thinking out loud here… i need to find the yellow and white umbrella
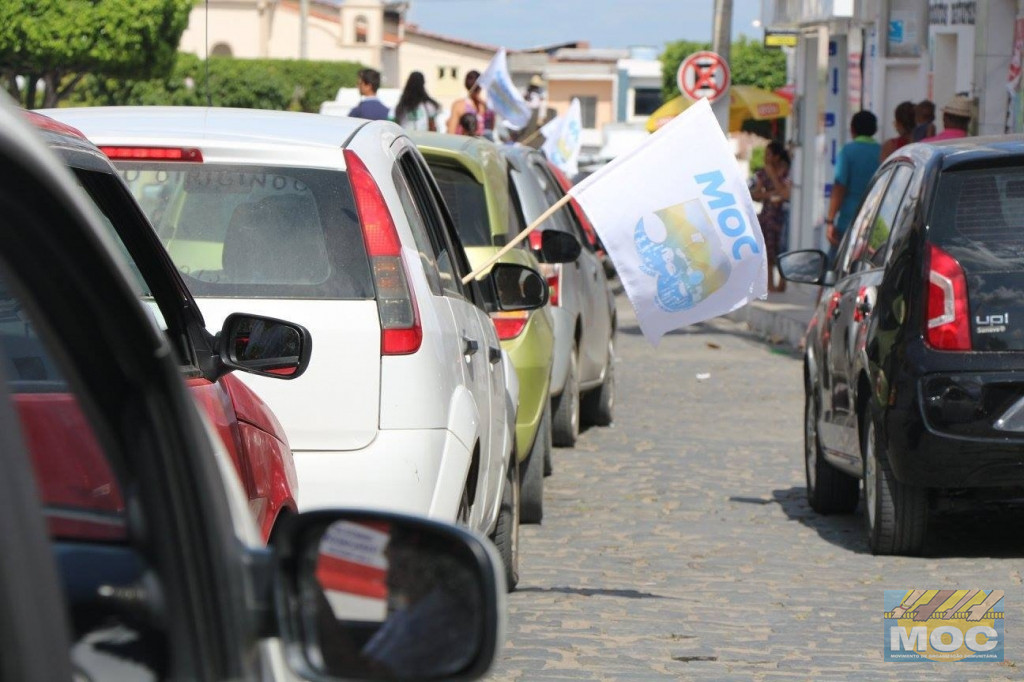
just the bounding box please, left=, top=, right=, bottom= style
left=646, top=85, right=792, bottom=133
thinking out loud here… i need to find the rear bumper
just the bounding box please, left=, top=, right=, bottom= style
left=886, top=372, right=1024, bottom=487
left=292, top=429, right=471, bottom=521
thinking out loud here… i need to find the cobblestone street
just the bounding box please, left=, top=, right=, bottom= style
left=487, top=295, right=1024, bottom=681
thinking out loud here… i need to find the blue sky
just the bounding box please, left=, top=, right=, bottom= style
left=404, top=0, right=764, bottom=51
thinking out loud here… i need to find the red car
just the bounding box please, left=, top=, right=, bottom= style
left=17, top=112, right=308, bottom=542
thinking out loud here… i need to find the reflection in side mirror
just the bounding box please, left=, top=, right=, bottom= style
left=539, top=229, right=581, bottom=264
left=489, top=263, right=548, bottom=311
left=278, top=511, right=502, bottom=682
left=777, top=250, right=828, bottom=285
left=219, top=313, right=312, bottom=379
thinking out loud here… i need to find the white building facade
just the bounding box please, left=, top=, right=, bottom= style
left=762, top=0, right=1021, bottom=252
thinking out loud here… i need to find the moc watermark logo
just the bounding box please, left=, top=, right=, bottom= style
left=884, top=590, right=1004, bottom=662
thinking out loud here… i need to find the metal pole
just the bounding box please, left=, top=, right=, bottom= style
left=300, top=0, right=309, bottom=60
left=711, top=0, right=732, bottom=133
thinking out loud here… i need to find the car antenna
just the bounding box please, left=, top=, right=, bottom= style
left=205, top=0, right=212, bottom=107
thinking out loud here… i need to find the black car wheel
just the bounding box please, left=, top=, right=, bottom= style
left=520, top=403, right=549, bottom=524
left=490, top=455, right=520, bottom=591
left=552, top=342, right=580, bottom=447
left=804, top=390, right=859, bottom=514
left=863, top=418, right=928, bottom=555
left=582, top=337, right=615, bottom=427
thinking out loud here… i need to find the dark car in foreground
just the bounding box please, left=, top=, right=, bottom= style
left=0, top=100, right=502, bottom=680
left=781, top=136, right=1024, bottom=555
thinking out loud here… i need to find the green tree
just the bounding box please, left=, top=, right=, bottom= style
left=661, top=36, right=787, bottom=100
left=0, top=0, right=194, bottom=109
left=68, top=54, right=363, bottom=112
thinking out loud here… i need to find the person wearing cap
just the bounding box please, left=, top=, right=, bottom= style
left=525, top=74, right=545, bottom=109
left=921, top=95, right=971, bottom=142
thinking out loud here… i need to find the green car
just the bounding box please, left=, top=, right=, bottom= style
left=413, top=132, right=562, bottom=524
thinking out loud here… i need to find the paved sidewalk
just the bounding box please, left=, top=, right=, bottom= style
left=725, top=283, right=818, bottom=351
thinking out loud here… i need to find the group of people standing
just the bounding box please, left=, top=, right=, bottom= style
left=346, top=67, right=497, bottom=137
left=755, top=92, right=974, bottom=290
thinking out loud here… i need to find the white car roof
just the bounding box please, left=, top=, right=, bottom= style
left=38, top=106, right=400, bottom=169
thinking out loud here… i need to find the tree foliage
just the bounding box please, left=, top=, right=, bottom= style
left=0, top=0, right=194, bottom=108
left=67, top=53, right=364, bottom=113
left=661, top=36, right=787, bottom=100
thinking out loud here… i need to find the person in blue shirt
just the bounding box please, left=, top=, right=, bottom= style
left=825, top=111, right=881, bottom=265
left=348, top=68, right=390, bottom=121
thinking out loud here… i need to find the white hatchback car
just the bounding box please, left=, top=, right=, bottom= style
left=44, top=106, right=550, bottom=588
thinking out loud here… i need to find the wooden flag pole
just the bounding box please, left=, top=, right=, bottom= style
left=516, top=128, right=543, bottom=147
left=461, top=190, right=575, bottom=284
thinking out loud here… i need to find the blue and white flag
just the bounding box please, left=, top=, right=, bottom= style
left=476, top=48, right=532, bottom=130
left=570, top=98, right=767, bottom=345
left=541, top=98, right=583, bottom=178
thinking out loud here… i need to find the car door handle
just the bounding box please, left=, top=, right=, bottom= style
left=463, top=337, right=479, bottom=356
left=489, top=347, right=502, bottom=364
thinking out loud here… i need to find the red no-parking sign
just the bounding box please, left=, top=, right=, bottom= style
left=677, top=51, right=731, bottom=103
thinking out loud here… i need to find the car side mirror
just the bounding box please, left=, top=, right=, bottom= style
left=778, top=250, right=829, bottom=286
left=487, top=263, right=548, bottom=311
left=273, top=511, right=503, bottom=682
left=217, top=313, right=312, bottom=379
left=539, top=229, right=581, bottom=263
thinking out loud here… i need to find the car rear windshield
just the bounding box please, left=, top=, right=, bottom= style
left=429, top=164, right=491, bottom=247
left=930, top=168, right=1024, bottom=271
left=115, top=163, right=373, bottom=299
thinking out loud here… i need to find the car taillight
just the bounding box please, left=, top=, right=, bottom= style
left=925, top=243, right=970, bottom=351
left=100, top=146, right=203, bottom=162
left=491, top=311, right=530, bottom=340
left=528, top=230, right=544, bottom=251
left=345, top=149, right=422, bottom=355
left=547, top=271, right=560, bottom=307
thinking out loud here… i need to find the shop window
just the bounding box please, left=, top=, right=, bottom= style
left=633, top=88, right=662, bottom=116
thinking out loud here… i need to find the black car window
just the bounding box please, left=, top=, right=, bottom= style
left=850, top=165, right=912, bottom=269
left=930, top=167, right=1024, bottom=270
left=392, top=164, right=445, bottom=296
left=427, top=163, right=492, bottom=247
left=396, top=152, right=463, bottom=297
left=837, top=168, right=892, bottom=275
left=115, top=163, right=373, bottom=300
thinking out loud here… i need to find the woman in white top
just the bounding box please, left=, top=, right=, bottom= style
left=392, top=71, right=440, bottom=132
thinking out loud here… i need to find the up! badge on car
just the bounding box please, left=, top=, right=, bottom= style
left=634, top=199, right=731, bottom=312
left=884, top=589, right=1004, bottom=662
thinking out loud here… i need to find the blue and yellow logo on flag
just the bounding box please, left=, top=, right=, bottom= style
left=883, top=589, right=1004, bottom=662
left=634, top=199, right=732, bottom=312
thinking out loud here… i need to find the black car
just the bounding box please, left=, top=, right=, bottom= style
left=780, top=136, right=1024, bottom=556
left=0, top=100, right=503, bottom=679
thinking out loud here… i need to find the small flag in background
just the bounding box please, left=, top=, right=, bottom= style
left=570, top=98, right=767, bottom=345
left=476, top=48, right=532, bottom=130
left=541, top=98, right=583, bottom=179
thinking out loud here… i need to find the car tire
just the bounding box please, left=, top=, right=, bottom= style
left=582, top=337, right=615, bottom=427
left=863, top=417, right=928, bottom=556
left=490, top=455, right=520, bottom=591
left=804, top=390, right=858, bottom=514
left=552, top=342, right=580, bottom=447
left=520, top=403, right=549, bottom=524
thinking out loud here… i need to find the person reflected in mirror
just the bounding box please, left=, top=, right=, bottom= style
left=825, top=111, right=880, bottom=266
left=750, top=141, right=791, bottom=293
left=360, top=528, right=481, bottom=678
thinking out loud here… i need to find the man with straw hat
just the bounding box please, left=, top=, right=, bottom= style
left=921, top=95, right=972, bottom=142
